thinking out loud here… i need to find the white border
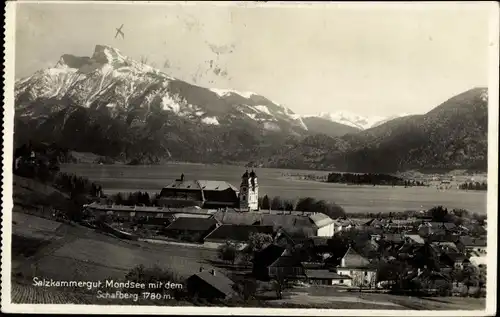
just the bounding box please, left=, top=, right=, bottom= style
left=2, top=1, right=499, bottom=316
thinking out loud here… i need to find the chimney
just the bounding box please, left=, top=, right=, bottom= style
left=211, top=269, right=216, bottom=276
left=180, top=173, right=185, bottom=181
left=199, top=267, right=203, bottom=273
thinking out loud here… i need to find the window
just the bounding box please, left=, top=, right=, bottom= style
left=340, top=280, right=344, bottom=284
left=364, top=271, right=368, bottom=276
left=350, top=271, right=353, bottom=275
left=242, top=195, right=246, bottom=201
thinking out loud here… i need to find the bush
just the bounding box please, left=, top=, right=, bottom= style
left=217, top=241, right=239, bottom=264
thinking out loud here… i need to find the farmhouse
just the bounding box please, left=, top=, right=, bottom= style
left=186, top=269, right=236, bottom=300
left=335, top=246, right=377, bottom=288
left=252, top=244, right=304, bottom=281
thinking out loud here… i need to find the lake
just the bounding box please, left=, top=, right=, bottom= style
left=61, top=163, right=488, bottom=215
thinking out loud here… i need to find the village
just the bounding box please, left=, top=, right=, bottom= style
left=78, top=170, right=488, bottom=302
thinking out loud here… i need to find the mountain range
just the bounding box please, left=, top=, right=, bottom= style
left=14, top=45, right=488, bottom=172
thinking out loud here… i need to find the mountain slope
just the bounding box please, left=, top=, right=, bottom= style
left=301, top=116, right=361, bottom=137
left=14, top=45, right=308, bottom=164
left=258, top=88, right=488, bottom=173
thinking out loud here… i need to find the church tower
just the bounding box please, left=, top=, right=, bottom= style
left=239, top=170, right=259, bottom=211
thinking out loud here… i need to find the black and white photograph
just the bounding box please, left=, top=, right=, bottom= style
left=2, top=1, right=498, bottom=315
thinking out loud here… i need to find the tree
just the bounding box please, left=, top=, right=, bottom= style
left=248, top=232, right=273, bottom=252
left=270, top=196, right=284, bottom=210
left=313, top=200, right=346, bottom=219
left=429, top=206, right=448, bottom=222
left=295, top=197, right=316, bottom=211
left=260, top=195, right=270, bottom=210
left=233, top=278, right=258, bottom=301
left=283, top=199, right=295, bottom=211
left=217, top=241, right=238, bottom=265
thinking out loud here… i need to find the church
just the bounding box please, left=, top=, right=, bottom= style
left=157, top=170, right=259, bottom=211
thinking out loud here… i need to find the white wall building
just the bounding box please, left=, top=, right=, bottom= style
left=239, top=170, right=259, bottom=211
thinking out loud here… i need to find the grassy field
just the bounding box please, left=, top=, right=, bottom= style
left=61, top=163, right=487, bottom=215
left=11, top=212, right=225, bottom=287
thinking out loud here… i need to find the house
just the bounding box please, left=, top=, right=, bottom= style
left=431, top=241, right=459, bottom=254
left=213, top=211, right=336, bottom=238
left=382, top=233, right=404, bottom=244
left=158, top=175, right=240, bottom=209
left=410, top=270, right=451, bottom=295
left=469, top=253, right=487, bottom=268
left=252, top=244, right=304, bottom=281
left=186, top=269, right=236, bottom=300
left=335, top=246, right=377, bottom=288
left=364, top=218, right=384, bottom=229
left=404, top=234, right=425, bottom=245
left=305, top=269, right=352, bottom=287
left=334, top=218, right=358, bottom=232
left=203, top=224, right=274, bottom=249
left=439, top=252, right=467, bottom=269
left=456, top=236, right=487, bottom=254
left=162, top=217, right=219, bottom=242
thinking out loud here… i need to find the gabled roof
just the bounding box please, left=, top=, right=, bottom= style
left=192, top=271, right=235, bottom=297
left=198, top=180, right=239, bottom=192
left=405, top=233, right=426, bottom=244
left=441, top=251, right=466, bottom=263
left=340, top=246, right=371, bottom=269
left=459, top=236, right=487, bottom=247
left=165, top=217, right=218, bottom=231
left=365, top=218, right=384, bottom=227
left=253, top=244, right=286, bottom=267
left=204, top=224, right=273, bottom=242
left=163, top=179, right=238, bottom=192
left=309, top=213, right=335, bottom=228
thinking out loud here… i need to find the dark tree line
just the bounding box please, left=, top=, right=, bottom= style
left=53, top=172, right=103, bottom=198
left=110, top=191, right=159, bottom=206
left=459, top=181, right=487, bottom=191
left=326, top=172, right=426, bottom=187
left=258, top=195, right=346, bottom=219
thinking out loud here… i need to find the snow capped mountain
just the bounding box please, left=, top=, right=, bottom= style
left=15, top=45, right=306, bottom=133
left=302, top=111, right=410, bottom=130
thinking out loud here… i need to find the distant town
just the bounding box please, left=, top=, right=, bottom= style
left=11, top=144, right=487, bottom=307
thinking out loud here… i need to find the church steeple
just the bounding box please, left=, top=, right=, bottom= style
left=239, top=169, right=259, bottom=211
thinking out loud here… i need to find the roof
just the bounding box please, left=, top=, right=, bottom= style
left=459, top=236, right=487, bottom=247
left=405, top=234, right=425, bottom=244
left=309, top=213, right=335, bottom=228
left=442, top=252, right=466, bottom=263
left=253, top=244, right=286, bottom=267
left=383, top=234, right=404, bottom=243
left=431, top=241, right=459, bottom=251
left=213, top=211, right=324, bottom=237
left=165, top=217, right=218, bottom=231
left=204, top=224, right=274, bottom=242
left=340, top=246, right=371, bottom=269
left=365, top=219, right=384, bottom=227
left=305, top=269, right=351, bottom=280
left=270, top=255, right=303, bottom=268
left=163, top=179, right=238, bottom=192
left=192, top=271, right=235, bottom=297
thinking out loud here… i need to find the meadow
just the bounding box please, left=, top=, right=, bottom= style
left=61, top=163, right=487, bottom=215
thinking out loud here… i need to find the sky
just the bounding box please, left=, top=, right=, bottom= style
left=14, top=2, right=493, bottom=117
